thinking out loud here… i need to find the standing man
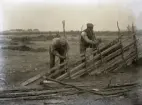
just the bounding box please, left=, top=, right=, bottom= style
left=80, top=23, right=101, bottom=55
left=49, top=37, right=69, bottom=70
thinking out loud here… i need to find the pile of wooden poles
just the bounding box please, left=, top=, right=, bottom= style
left=0, top=80, right=139, bottom=101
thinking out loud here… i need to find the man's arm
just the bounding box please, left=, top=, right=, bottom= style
left=92, top=32, right=102, bottom=44
left=81, top=32, right=98, bottom=45
left=51, top=40, right=65, bottom=59
left=53, top=50, right=65, bottom=59
left=52, top=50, right=62, bottom=58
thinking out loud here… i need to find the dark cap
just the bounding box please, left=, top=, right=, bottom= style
left=87, top=23, right=94, bottom=28
left=60, top=37, right=67, bottom=46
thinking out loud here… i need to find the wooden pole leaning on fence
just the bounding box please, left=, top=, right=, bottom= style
left=62, top=20, right=66, bottom=38
left=79, top=25, right=89, bottom=75
left=132, top=23, right=138, bottom=61
left=90, top=30, right=104, bottom=73
left=117, top=21, right=126, bottom=64
left=21, top=61, right=67, bottom=86
left=127, top=25, right=131, bottom=35
left=90, top=30, right=103, bottom=63
left=62, top=20, right=71, bottom=78
left=56, top=39, right=120, bottom=80
left=80, top=48, right=87, bottom=75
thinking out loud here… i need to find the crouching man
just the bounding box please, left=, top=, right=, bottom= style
left=49, top=37, right=69, bottom=70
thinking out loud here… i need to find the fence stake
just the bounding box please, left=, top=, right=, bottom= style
left=117, top=21, right=126, bottom=64
left=62, top=20, right=66, bottom=38
left=90, top=30, right=103, bottom=64
left=127, top=25, right=131, bottom=35
left=132, top=23, right=138, bottom=61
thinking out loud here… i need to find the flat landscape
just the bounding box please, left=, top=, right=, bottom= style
left=0, top=32, right=139, bottom=86
left=0, top=32, right=116, bottom=86
left=0, top=32, right=141, bottom=105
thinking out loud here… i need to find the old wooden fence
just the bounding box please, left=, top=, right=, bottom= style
left=21, top=24, right=138, bottom=86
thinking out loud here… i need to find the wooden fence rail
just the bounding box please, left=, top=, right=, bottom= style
left=21, top=24, right=138, bottom=86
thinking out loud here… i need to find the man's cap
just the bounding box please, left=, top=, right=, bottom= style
left=60, top=37, right=67, bottom=46
left=87, top=23, right=94, bottom=28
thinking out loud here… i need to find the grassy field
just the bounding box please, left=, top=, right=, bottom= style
left=0, top=32, right=141, bottom=105
left=0, top=32, right=134, bottom=87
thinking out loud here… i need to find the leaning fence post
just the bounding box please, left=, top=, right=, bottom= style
left=65, top=60, right=71, bottom=79
left=81, top=53, right=86, bottom=66
left=132, top=23, right=138, bottom=61
left=97, top=46, right=103, bottom=64
left=127, top=25, right=131, bottom=35
left=91, top=30, right=103, bottom=64
left=117, top=21, right=126, bottom=64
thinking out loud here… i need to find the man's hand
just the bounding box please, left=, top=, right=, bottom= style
left=92, top=40, right=99, bottom=45
left=59, top=55, right=66, bottom=59
left=54, top=52, right=65, bottom=59
left=54, top=51, right=67, bottom=60
left=93, top=38, right=102, bottom=45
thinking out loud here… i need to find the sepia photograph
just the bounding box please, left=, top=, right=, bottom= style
left=0, top=0, right=142, bottom=104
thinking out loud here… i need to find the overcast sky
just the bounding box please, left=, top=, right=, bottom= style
left=0, top=0, right=142, bottom=31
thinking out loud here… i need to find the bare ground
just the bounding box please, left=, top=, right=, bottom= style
left=0, top=34, right=141, bottom=104
left=0, top=64, right=141, bottom=105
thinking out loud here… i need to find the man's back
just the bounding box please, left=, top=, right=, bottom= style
left=50, top=37, right=69, bottom=54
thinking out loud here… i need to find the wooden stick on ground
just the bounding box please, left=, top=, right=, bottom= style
left=0, top=95, right=61, bottom=101
left=45, top=78, right=103, bottom=95
left=44, top=78, right=135, bottom=97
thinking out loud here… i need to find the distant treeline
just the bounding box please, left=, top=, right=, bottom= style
left=0, top=30, right=131, bottom=36
left=0, top=31, right=81, bottom=35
